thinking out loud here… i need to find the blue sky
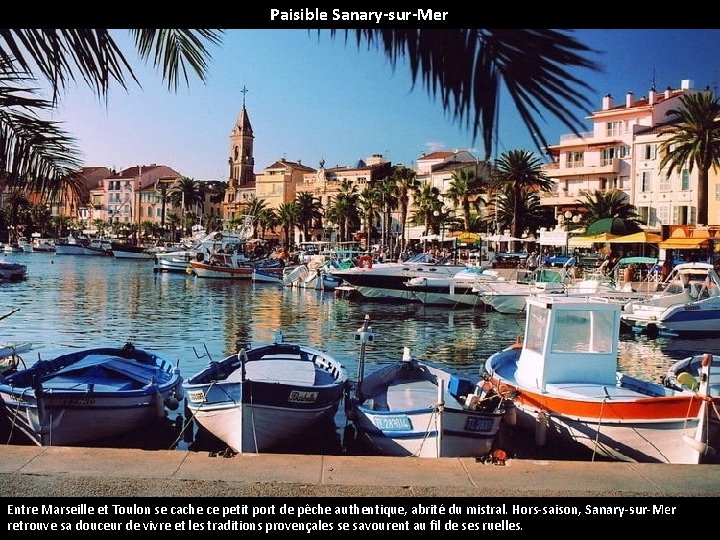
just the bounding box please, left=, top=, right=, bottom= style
left=50, top=29, right=720, bottom=180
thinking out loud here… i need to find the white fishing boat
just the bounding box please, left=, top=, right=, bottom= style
left=110, top=241, right=155, bottom=260
left=183, top=332, right=348, bottom=453
left=155, top=231, right=250, bottom=273
left=483, top=295, right=719, bottom=464
left=346, top=316, right=507, bottom=458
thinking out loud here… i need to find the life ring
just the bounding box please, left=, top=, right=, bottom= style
left=358, top=255, right=373, bottom=269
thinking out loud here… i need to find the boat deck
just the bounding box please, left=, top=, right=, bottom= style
left=544, top=382, right=663, bottom=400
left=226, top=358, right=336, bottom=386
left=366, top=379, right=464, bottom=411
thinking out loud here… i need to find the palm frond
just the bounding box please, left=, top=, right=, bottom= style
left=327, top=29, right=600, bottom=160
left=0, top=60, right=84, bottom=203
left=131, top=29, right=224, bottom=91
left=0, top=29, right=135, bottom=103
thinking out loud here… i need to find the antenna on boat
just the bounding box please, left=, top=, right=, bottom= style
left=354, top=315, right=374, bottom=397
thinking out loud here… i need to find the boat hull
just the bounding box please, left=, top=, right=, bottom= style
left=485, top=346, right=720, bottom=464
left=0, top=345, right=183, bottom=446
left=183, top=343, right=347, bottom=453
left=352, top=403, right=504, bottom=458
left=111, top=243, right=155, bottom=260
left=155, top=251, right=196, bottom=273
left=349, top=361, right=506, bottom=458
left=190, top=261, right=253, bottom=279
left=0, top=262, right=28, bottom=281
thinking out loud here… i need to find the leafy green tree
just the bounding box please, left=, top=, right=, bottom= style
left=3, top=191, right=29, bottom=242
left=659, top=91, right=720, bottom=226
left=491, top=150, right=554, bottom=250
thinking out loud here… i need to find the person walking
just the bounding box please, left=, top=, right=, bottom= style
left=526, top=251, right=539, bottom=272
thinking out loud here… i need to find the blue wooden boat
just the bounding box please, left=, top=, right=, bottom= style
left=0, top=343, right=182, bottom=446
left=183, top=333, right=348, bottom=453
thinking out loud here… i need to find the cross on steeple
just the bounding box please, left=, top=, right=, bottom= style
left=241, top=85, right=248, bottom=108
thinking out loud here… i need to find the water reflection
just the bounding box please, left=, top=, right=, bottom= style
left=1, top=251, right=716, bottom=455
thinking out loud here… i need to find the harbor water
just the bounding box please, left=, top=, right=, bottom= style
left=2, top=251, right=718, bottom=457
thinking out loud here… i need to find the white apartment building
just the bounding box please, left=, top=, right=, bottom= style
left=541, top=79, right=700, bottom=230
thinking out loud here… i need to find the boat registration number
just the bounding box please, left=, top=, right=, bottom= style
left=464, top=417, right=494, bottom=432
left=288, top=390, right=318, bottom=403
left=187, top=390, right=206, bottom=403
left=375, top=415, right=412, bottom=431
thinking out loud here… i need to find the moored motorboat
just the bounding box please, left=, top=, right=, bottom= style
left=346, top=316, right=507, bottom=458
left=54, top=236, right=112, bottom=256
left=621, top=262, right=720, bottom=335
left=326, top=252, right=468, bottom=302
left=183, top=332, right=348, bottom=453
left=405, top=265, right=500, bottom=307
left=110, top=242, right=155, bottom=260
left=0, top=342, right=183, bottom=446
left=155, top=231, right=252, bottom=273
left=483, top=295, right=719, bottom=464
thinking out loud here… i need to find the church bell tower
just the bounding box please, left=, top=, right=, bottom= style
left=228, top=85, right=255, bottom=189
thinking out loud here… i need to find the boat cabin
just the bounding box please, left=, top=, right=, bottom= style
left=516, top=296, right=621, bottom=390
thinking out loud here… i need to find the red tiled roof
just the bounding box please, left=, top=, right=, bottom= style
left=418, top=151, right=455, bottom=160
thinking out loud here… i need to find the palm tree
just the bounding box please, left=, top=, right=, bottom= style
left=572, top=189, right=640, bottom=232
left=375, top=178, right=398, bottom=250
left=391, top=166, right=419, bottom=252
left=327, top=179, right=360, bottom=243
left=491, top=150, right=554, bottom=251
left=328, top=30, right=600, bottom=159
left=277, top=202, right=299, bottom=248
left=659, top=90, right=720, bottom=226
left=255, top=206, right=279, bottom=240
left=169, top=177, right=203, bottom=234
left=490, top=183, right=555, bottom=240
left=295, top=191, right=323, bottom=243
left=358, top=186, right=380, bottom=248
left=412, top=183, right=442, bottom=237
left=0, top=30, right=222, bottom=199
left=445, top=167, right=483, bottom=232
left=0, top=58, right=85, bottom=203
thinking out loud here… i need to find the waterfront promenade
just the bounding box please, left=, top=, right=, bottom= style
left=2, top=445, right=719, bottom=497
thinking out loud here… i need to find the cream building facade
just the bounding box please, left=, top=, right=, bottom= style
left=542, top=79, right=701, bottom=229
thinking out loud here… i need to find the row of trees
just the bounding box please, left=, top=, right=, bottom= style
left=1, top=30, right=719, bottom=243
left=212, top=150, right=646, bottom=253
